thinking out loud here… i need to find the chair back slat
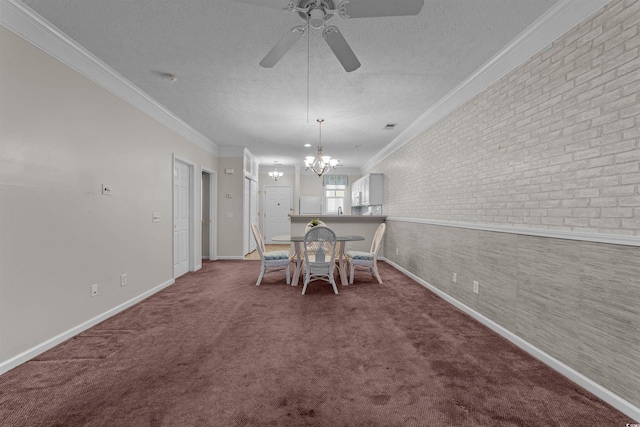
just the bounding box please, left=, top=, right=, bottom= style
left=251, top=223, right=266, bottom=256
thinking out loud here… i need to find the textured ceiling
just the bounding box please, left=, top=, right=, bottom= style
left=19, top=0, right=559, bottom=171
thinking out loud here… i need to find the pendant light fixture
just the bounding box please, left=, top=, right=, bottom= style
left=268, top=161, right=284, bottom=181
left=304, top=118, right=338, bottom=177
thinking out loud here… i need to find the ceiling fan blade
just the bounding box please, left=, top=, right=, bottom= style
left=322, top=26, right=361, bottom=72
left=259, top=25, right=306, bottom=68
left=227, top=0, right=287, bottom=10
left=342, top=0, right=424, bottom=19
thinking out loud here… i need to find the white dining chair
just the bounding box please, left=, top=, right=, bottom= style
left=302, top=226, right=338, bottom=295
left=345, top=223, right=386, bottom=284
left=251, top=223, right=291, bottom=286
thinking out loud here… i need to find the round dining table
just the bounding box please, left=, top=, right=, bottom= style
left=272, top=234, right=365, bottom=287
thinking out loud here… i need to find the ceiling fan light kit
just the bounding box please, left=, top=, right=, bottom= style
left=260, top=0, right=425, bottom=72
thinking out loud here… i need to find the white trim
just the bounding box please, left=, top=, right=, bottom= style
left=381, top=257, right=640, bottom=422
left=0, top=278, right=175, bottom=375
left=386, top=217, right=640, bottom=247
left=217, top=256, right=245, bottom=260
left=362, top=0, right=611, bottom=172
left=0, top=0, right=218, bottom=156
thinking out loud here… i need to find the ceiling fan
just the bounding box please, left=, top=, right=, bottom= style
left=252, top=0, right=425, bottom=72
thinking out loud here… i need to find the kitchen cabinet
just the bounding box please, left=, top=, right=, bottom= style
left=351, top=173, right=382, bottom=207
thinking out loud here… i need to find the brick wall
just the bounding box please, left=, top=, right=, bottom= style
left=373, top=0, right=640, bottom=413
left=376, top=0, right=639, bottom=236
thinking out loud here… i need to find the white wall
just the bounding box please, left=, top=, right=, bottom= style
left=0, top=28, right=217, bottom=367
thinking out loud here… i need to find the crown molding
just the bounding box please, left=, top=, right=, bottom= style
left=362, top=0, right=612, bottom=173
left=217, top=146, right=246, bottom=158
left=0, top=0, right=219, bottom=156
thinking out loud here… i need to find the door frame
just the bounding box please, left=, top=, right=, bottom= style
left=243, top=176, right=259, bottom=255
left=202, top=167, right=217, bottom=261
left=172, top=155, right=197, bottom=277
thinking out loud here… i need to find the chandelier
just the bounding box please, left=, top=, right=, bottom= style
left=304, top=118, right=338, bottom=177
left=268, top=162, right=284, bottom=181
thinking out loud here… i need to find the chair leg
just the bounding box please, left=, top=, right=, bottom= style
left=373, top=262, right=383, bottom=284
left=256, top=268, right=264, bottom=286
left=330, top=272, right=338, bottom=294
left=286, top=264, right=291, bottom=285
left=349, top=263, right=355, bottom=284
left=302, top=272, right=309, bottom=295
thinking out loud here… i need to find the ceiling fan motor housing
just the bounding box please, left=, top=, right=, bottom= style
left=296, top=0, right=337, bottom=27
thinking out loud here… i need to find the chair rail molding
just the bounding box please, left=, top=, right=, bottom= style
left=386, top=217, right=640, bottom=247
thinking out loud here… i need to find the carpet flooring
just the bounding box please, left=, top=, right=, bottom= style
left=0, top=260, right=632, bottom=426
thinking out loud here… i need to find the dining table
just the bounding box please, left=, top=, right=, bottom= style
left=272, top=234, right=365, bottom=287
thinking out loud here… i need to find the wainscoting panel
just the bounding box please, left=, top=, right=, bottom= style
left=384, top=219, right=640, bottom=409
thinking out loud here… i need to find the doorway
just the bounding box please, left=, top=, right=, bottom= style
left=264, top=185, right=292, bottom=243
left=201, top=169, right=217, bottom=261
left=173, top=157, right=195, bottom=278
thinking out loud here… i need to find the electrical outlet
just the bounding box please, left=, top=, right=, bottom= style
left=121, top=274, right=127, bottom=287
left=101, top=184, right=112, bottom=195
left=473, top=280, right=479, bottom=294
left=91, top=284, right=98, bottom=297
left=452, top=272, right=457, bottom=283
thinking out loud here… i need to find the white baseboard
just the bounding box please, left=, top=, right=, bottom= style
left=0, top=278, right=175, bottom=375
left=217, top=256, right=245, bottom=260
left=381, top=257, right=640, bottom=422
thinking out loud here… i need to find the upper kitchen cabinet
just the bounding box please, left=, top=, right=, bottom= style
left=351, top=173, right=383, bottom=207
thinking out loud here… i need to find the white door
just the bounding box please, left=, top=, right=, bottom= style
left=174, top=160, right=190, bottom=278
left=265, top=186, right=292, bottom=243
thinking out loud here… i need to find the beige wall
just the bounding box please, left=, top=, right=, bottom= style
left=372, top=0, right=639, bottom=409
left=0, top=28, right=217, bottom=364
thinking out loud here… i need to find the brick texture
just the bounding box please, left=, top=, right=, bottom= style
left=374, top=0, right=639, bottom=236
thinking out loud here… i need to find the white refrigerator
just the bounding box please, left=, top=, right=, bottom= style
left=299, top=196, right=323, bottom=214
